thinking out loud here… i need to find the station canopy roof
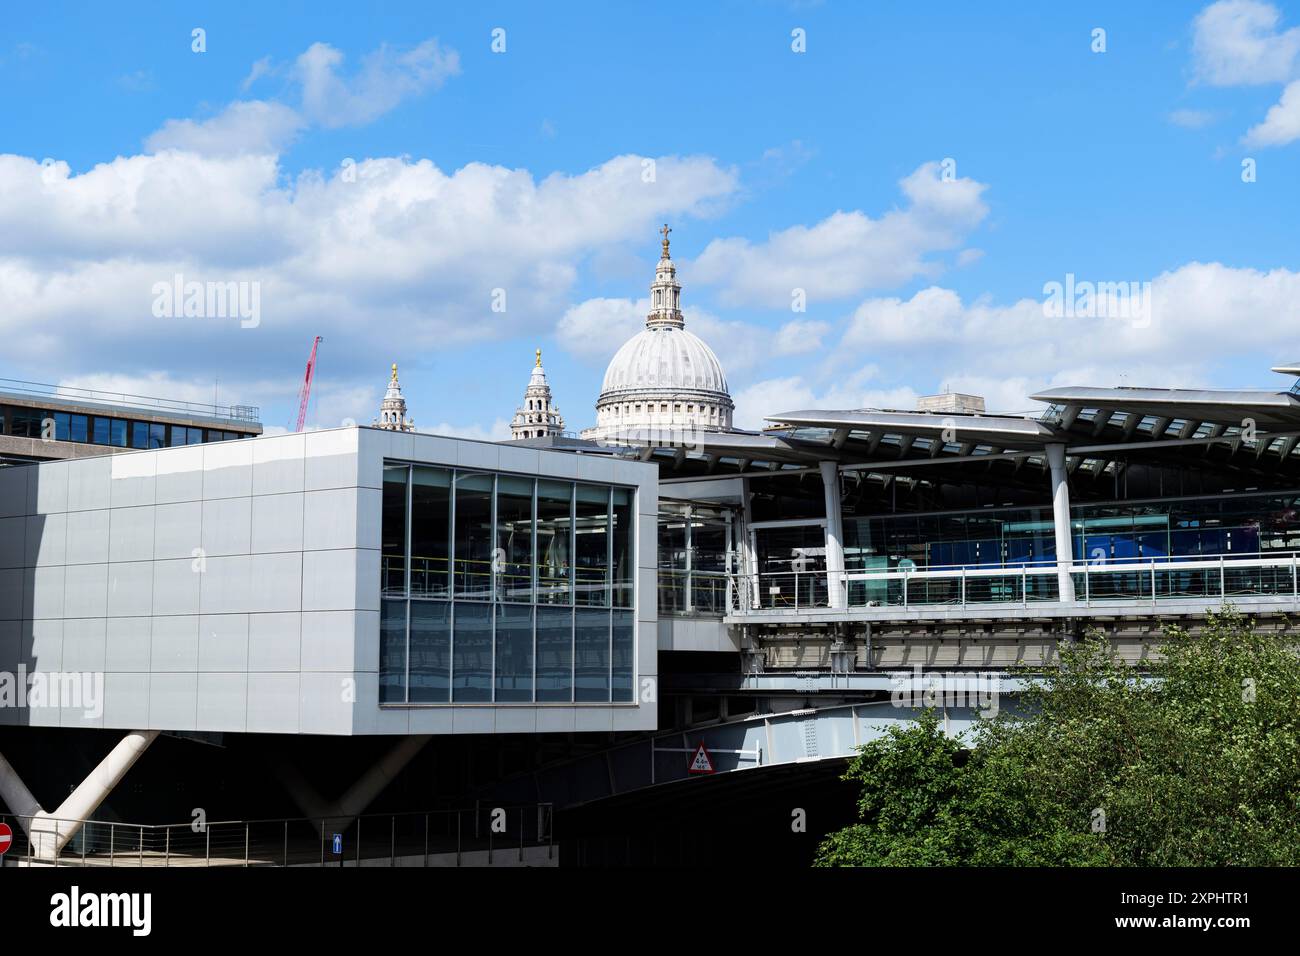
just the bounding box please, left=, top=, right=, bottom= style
left=599, top=370, right=1300, bottom=485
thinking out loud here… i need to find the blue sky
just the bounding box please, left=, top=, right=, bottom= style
left=3, top=1, right=1300, bottom=435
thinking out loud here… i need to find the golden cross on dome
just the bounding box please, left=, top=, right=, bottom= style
left=660, top=223, right=671, bottom=256
left=390, top=363, right=398, bottom=381
left=535, top=348, right=542, bottom=367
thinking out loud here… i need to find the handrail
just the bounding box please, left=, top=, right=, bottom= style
left=0, top=803, right=555, bottom=868
left=0, top=376, right=260, bottom=423
left=724, top=550, right=1300, bottom=614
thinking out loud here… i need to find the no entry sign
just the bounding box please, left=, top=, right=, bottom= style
left=0, top=822, right=13, bottom=855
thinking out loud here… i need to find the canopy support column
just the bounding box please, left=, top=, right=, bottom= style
left=1046, top=443, right=1076, bottom=602
left=820, top=461, right=846, bottom=609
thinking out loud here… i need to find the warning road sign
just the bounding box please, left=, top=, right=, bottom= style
left=688, top=743, right=714, bottom=774
left=0, top=822, right=12, bottom=855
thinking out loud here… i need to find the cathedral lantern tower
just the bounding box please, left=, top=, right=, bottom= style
left=373, top=363, right=414, bottom=432
left=581, top=226, right=734, bottom=440
left=511, top=349, right=566, bottom=439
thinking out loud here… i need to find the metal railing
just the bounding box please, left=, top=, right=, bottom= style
left=0, top=377, right=260, bottom=423
left=0, top=804, right=553, bottom=868
left=657, top=569, right=730, bottom=616
left=725, top=551, right=1300, bottom=614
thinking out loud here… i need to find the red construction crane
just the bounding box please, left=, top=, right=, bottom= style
left=294, top=336, right=322, bottom=433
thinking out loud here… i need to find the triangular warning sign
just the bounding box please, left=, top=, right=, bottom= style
left=688, top=742, right=715, bottom=774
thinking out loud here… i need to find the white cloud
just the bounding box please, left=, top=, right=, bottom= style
left=555, top=297, right=646, bottom=362
left=691, top=161, right=989, bottom=307
left=147, top=38, right=460, bottom=158
left=0, top=148, right=739, bottom=426
left=836, top=261, right=1300, bottom=404
left=1192, top=0, right=1300, bottom=86
left=241, top=55, right=274, bottom=92
left=296, top=39, right=459, bottom=128
left=1244, top=79, right=1300, bottom=144
left=145, top=101, right=306, bottom=157
left=732, top=372, right=920, bottom=431
left=773, top=319, right=829, bottom=355
left=420, top=419, right=512, bottom=441
left=555, top=295, right=768, bottom=376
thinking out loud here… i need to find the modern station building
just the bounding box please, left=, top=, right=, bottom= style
left=0, top=377, right=261, bottom=466
left=3, top=233, right=1300, bottom=865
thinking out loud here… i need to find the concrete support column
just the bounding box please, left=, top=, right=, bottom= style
left=1046, top=443, right=1076, bottom=602
left=276, top=735, right=432, bottom=837
left=0, top=750, right=45, bottom=837
left=1, top=730, right=158, bottom=860
left=820, top=460, right=847, bottom=609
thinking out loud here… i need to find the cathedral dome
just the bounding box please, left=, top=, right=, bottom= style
left=600, top=326, right=730, bottom=398
left=581, top=226, right=734, bottom=440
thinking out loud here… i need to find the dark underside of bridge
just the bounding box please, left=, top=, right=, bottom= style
left=555, top=758, right=855, bottom=866
left=0, top=719, right=859, bottom=866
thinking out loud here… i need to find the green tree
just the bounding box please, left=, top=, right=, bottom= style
left=815, top=610, right=1300, bottom=866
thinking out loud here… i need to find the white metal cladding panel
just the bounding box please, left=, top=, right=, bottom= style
left=108, top=505, right=155, bottom=563
left=0, top=429, right=662, bottom=735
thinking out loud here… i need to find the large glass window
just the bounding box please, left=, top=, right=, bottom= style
left=70, top=414, right=88, bottom=443
left=411, top=467, right=451, bottom=597
left=494, top=603, right=534, bottom=702
left=381, top=464, right=408, bottom=596
left=611, top=487, right=634, bottom=608
left=612, top=609, right=634, bottom=702
left=496, top=476, right=534, bottom=603
left=109, top=419, right=128, bottom=447
left=690, top=511, right=729, bottom=614
left=657, top=504, right=733, bottom=615
left=92, top=416, right=110, bottom=445
left=380, top=462, right=636, bottom=705
left=658, top=511, right=688, bottom=613
left=409, top=600, right=451, bottom=703
left=536, top=480, right=572, bottom=605
left=452, top=602, right=492, bottom=702
left=575, top=608, right=611, bottom=701
left=536, top=606, right=573, bottom=702
left=9, top=407, right=46, bottom=438
left=453, top=472, right=493, bottom=599
left=379, top=599, right=407, bottom=704
left=575, top=484, right=609, bottom=607
left=149, top=423, right=167, bottom=449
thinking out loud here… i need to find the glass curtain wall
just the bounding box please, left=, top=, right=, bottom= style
left=380, top=461, right=636, bottom=705
left=656, top=503, right=734, bottom=615
left=842, top=489, right=1300, bottom=575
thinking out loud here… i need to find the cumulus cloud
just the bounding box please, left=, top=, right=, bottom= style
left=773, top=319, right=829, bottom=355
left=147, top=38, right=460, bottom=158
left=690, top=160, right=989, bottom=307
left=732, top=371, right=920, bottom=431
left=1244, top=78, right=1300, bottom=144
left=555, top=294, right=767, bottom=376
left=420, top=419, right=512, bottom=442
left=145, top=101, right=306, bottom=157
left=0, top=148, right=740, bottom=426
left=835, top=261, right=1300, bottom=407
left=296, top=39, right=459, bottom=128
left=1192, top=0, right=1300, bottom=86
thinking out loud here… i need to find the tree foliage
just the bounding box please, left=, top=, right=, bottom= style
left=815, top=611, right=1300, bottom=866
